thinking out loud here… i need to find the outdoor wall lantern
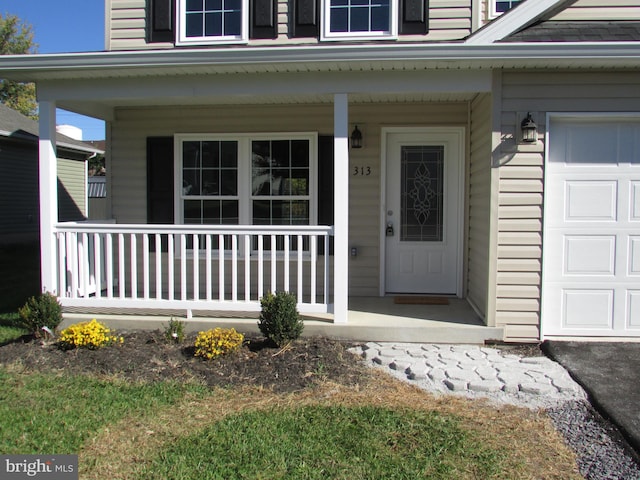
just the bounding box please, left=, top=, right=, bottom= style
left=350, top=125, right=363, bottom=149
left=520, top=113, right=538, bottom=143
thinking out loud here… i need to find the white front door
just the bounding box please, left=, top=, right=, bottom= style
left=384, top=128, right=464, bottom=295
left=542, top=117, right=640, bottom=338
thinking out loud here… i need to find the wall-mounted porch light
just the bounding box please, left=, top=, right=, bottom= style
left=350, top=125, right=363, bottom=149
left=520, top=113, right=538, bottom=143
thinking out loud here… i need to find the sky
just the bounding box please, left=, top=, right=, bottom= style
left=3, top=0, right=106, bottom=140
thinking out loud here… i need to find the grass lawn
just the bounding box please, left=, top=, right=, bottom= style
left=0, top=367, right=582, bottom=479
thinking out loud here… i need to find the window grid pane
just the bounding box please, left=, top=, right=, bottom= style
left=329, top=0, right=390, bottom=34
left=495, top=0, right=522, bottom=13
left=185, top=0, right=242, bottom=37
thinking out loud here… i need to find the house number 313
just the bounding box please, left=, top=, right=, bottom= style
left=353, top=166, right=372, bottom=176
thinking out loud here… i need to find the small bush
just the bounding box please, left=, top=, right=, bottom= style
left=17, top=292, right=63, bottom=337
left=194, top=328, right=244, bottom=360
left=164, top=318, right=186, bottom=344
left=58, top=319, right=124, bottom=350
left=258, top=291, right=303, bottom=347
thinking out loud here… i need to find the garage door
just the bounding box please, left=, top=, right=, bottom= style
left=542, top=117, right=640, bottom=338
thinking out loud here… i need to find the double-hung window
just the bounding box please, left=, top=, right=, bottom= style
left=177, top=0, right=248, bottom=45
left=491, top=0, right=523, bottom=17
left=322, top=0, right=398, bottom=41
left=176, top=134, right=317, bottom=250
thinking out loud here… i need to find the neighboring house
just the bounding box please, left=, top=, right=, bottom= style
left=88, top=176, right=108, bottom=221
left=0, top=0, right=639, bottom=342
left=0, top=103, right=102, bottom=246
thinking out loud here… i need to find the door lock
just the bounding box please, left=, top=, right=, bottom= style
left=386, top=221, right=394, bottom=237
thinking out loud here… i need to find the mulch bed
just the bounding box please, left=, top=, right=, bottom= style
left=0, top=331, right=371, bottom=393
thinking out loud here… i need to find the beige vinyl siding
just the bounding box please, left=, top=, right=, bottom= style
left=466, top=93, right=492, bottom=321
left=58, top=156, right=87, bottom=221
left=107, top=0, right=473, bottom=51
left=551, top=0, right=640, bottom=21
left=0, top=141, right=39, bottom=243
left=497, top=70, right=640, bottom=342
left=111, top=102, right=468, bottom=297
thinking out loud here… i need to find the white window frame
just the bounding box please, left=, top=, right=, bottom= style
left=174, top=133, right=318, bottom=227
left=176, top=0, right=249, bottom=46
left=490, top=0, right=523, bottom=18
left=321, top=0, right=398, bottom=42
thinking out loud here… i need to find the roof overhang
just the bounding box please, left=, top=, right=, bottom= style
left=2, top=42, right=640, bottom=120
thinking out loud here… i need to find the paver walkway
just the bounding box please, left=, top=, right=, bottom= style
left=349, top=342, right=587, bottom=409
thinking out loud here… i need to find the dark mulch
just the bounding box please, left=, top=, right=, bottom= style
left=0, top=331, right=370, bottom=393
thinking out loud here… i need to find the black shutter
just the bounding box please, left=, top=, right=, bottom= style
left=399, top=0, right=429, bottom=35
left=148, top=0, right=175, bottom=43
left=147, top=137, right=174, bottom=251
left=250, top=0, right=278, bottom=39
left=292, top=0, right=319, bottom=38
left=318, top=136, right=334, bottom=255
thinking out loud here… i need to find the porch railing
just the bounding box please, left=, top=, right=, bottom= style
left=53, top=223, right=333, bottom=315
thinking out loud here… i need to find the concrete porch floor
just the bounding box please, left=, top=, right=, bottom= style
left=63, top=296, right=503, bottom=344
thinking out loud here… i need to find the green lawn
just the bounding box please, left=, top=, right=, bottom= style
left=0, top=366, right=582, bottom=480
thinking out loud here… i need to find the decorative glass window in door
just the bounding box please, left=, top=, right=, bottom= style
left=400, top=145, right=444, bottom=242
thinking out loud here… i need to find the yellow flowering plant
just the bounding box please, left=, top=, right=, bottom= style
left=58, top=319, right=124, bottom=350
left=194, top=328, right=244, bottom=360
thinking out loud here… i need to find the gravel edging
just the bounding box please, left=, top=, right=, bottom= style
left=547, top=400, right=640, bottom=480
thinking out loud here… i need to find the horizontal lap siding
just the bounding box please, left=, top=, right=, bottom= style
left=467, top=93, right=491, bottom=320
left=111, top=102, right=468, bottom=297
left=498, top=70, right=640, bottom=342
left=107, top=0, right=472, bottom=50
left=58, top=157, right=87, bottom=221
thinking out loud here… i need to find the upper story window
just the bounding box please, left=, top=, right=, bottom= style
left=492, top=0, right=523, bottom=17
left=177, top=0, right=249, bottom=45
left=321, top=0, right=398, bottom=41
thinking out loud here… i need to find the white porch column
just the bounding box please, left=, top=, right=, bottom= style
left=39, top=101, right=58, bottom=294
left=333, top=94, right=349, bottom=324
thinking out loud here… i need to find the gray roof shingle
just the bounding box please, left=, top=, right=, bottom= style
left=501, top=21, right=640, bottom=43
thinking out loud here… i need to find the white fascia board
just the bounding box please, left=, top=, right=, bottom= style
left=465, top=0, right=569, bottom=45
left=3, top=41, right=640, bottom=82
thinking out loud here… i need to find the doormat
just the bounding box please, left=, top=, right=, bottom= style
left=394, top=296, right=449, bottom=305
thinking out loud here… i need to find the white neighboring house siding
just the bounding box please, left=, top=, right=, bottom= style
left=110, top=102, right=469, bottom=297
left=105, top=0, right=473, bottom=51
left=497, top=71, right=640, bottom=342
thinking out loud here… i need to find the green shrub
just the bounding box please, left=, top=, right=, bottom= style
left=58, top=319, right=124, bottom=350
left=164, top=318, right=185, bottom=344
left=17, top=292, right=63, bottom=337
left=258, top=291, right=303, bottom=347
left=194, top=328, right=244, bottom=360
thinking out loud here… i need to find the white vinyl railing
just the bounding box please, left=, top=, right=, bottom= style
left=53, top=223, right=333, bottom=314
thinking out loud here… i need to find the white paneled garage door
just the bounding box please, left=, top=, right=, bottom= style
left=542, top=117, right=640, bottom=338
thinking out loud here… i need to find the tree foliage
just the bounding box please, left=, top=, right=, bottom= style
left=0, top=13, right=38, bottom=119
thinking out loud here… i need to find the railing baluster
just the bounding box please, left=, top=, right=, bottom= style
left=57, top=232, right=66, bottom=297
left=231, top=234, right=238, bottom=302
left=270, top=234, right=277, bottom=292
left=284, top=234, right=290, bottom=292
left=180, top=234, right=187, bottom=301
left=297, top=234, right=303, bottom=303
left=118, top=233, right=125, bottom=299
left=168, top=234, right=175, bottom=300
left=310, top=235, right=317, bottom=305
left=258, top=234, right=264, bottom=300
left=193, top=234, right=199, bottom=300
left=94, top=233, right=102, bottom=299
left=206, top=234, right=212, bottom=301
left=244, top=234, right=251, bottom=301
left=218, top=234, right=225, bottom=301
left=106, top=233, right=113, bottom=299
left=130, top=233, right=137, bottom=300
left=155, top=233, right=162, bottom=300
left=324, top=233, right=330, bottom=305
left=143, top=233, right=150, bottom=299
